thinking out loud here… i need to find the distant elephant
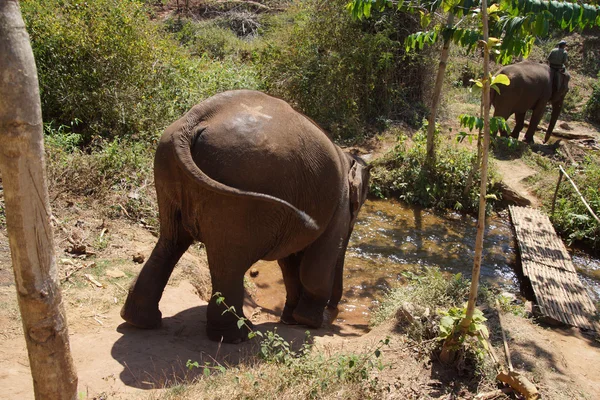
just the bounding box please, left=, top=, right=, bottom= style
left=121, top=90, right=371, bottom=343
left=491, top=61, right=570, bottom=143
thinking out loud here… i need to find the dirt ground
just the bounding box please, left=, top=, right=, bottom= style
left=1, top=118, right=600, bottom=399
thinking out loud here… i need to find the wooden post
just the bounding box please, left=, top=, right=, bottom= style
left=0, top=1, right=78, bottom=399
left=551, top=168, right=564, bottom=216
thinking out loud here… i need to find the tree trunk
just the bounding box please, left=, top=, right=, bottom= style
left=440, top=0, right=491, bottom=364
left=460, top=0, right=491, bottom=334
left=426, top=13, right=455, bottom=166
left=0, top=1, right=78, bottom=399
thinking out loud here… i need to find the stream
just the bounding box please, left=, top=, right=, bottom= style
left=250, top=199, right=600, bottom=329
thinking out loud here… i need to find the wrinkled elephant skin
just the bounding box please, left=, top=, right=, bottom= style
left=121, top=90, right=370, bottom=343
left=491, top=61, right=570, bottom=143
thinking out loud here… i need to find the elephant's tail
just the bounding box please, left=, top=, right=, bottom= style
left=171, top=126, right=319, bottom=230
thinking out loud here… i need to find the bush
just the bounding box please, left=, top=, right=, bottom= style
left=370, top=127, right=502, bottom=213
left=258, top=0, right=431, bottom=140
left=22, top=0, right=260, bottom=143
left=550, top=156, right=600, bottom=251
left=584, top=77, right=600, bottom=124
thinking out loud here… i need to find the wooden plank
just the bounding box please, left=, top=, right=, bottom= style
left=509, top=206, right=599, bottom=332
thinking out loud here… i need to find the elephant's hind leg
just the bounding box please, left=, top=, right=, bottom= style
left=511, top=112, right=526, bottom=139
left=293, top=206, right=350, bottom=329
left=278, top=252, right=304, bottom=325
left=121, top=210, right=193, bottom=329
left=524, top=104, right=546, bottom=143
left=205, top=248, right=257, bottom=343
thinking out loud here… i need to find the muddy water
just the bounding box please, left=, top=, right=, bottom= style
left=248, top=199, right=600, bottom=331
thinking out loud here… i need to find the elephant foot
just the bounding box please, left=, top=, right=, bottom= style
left=206, top=319, right=254, bottom=343
left=323, top=305, right=340, bottom=325
left=292, top=296, right=326, bottom=329
left=120, top=296, right=162, bottom=329
left=280, top=303, right=298, bottom=325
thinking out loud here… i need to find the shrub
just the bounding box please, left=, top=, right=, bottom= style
left=550, top=156, right=600, bottom=251
left=22, top=0, right=260, bottom=143
left=584, top=77, right=600, bottom=124
left=370, top=127, right=502, bottom=213
left=258, top=0, right=431, bottom=140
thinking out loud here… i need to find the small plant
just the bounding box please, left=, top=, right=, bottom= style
left=186, top=359, right=226, bottom=377
left=438, top=305, right=489, bottom=350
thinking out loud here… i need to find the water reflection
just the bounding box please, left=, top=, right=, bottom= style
left=339, top=199, right=519, bottom=323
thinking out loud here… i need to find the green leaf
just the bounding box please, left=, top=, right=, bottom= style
left=203, top=367, right=211, bottom=377
left=492, top=73, right=510, bottom=86
left=237, top=319, right=246, bottom=330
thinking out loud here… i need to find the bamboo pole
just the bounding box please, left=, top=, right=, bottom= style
left=0, top=1, right=78, bottom=398
left=558, top=165, right=600, bottom=224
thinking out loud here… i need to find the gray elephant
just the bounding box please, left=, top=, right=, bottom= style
left=121, top=90, right=371, bottom=343
left=491, top=60, right=570, bottom=143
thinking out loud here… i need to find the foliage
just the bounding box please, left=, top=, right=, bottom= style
left=44, top=121, right=158, bottom=227
left=349, top=0, right=600, bottom=65
left=21, top=0, right=259, bottom=143
left=438, top=306, right=489, bottom=349
left=370, top=128, right=501, bottom=212
left=550, top=157, right=600, bottom=251
left=260, top=0, right=430, bottom=140
left=371, top=267, right=471, bottom=327
left=585, top=76, right=600, bottom=124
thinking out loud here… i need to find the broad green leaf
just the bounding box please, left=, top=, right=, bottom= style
left=492, top=73, right=510, bottom=86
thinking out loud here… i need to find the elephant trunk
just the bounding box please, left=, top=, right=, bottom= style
left=171, top=126, right=319, bottom=230
left=544, top=100, right=563, bottom=143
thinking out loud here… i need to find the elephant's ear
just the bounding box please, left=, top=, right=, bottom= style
left=348, top=159, right=362, bottom=220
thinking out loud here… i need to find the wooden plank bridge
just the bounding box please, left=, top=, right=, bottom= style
left=509, top=205, right=599, bottom=331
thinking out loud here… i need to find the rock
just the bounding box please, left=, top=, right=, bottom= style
left=500, top=292, right=517, bottom=302
left=396, top=302, right=427, bottom=329
left=559, top=122, right=572, bottom=130
left=249, top=268, right=259, bottom=278
left=132, top=252, right=145, bottom=264
left=495, top=182, right=532, bottom=207
left=67, top=244, right=87, bottom=255
left=105, top=269, right=126, bottom=279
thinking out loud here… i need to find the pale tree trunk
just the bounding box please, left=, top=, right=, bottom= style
left=460, top=0, right=491, bottom=333
left=0, top=1, right=78, bottom=399
left=440, top=0, right=491, bottom=364
left=426, top=13, right=455, bottom=166
left=462, top=95, right=484, bottom=197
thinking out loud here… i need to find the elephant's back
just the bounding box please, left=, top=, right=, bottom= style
left=187, top=90, right=344, bottom=217
left=497, top=62, right=552, bottom=96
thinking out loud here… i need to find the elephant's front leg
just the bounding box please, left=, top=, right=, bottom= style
left=121, top=223, right=193, bottom=329
left=293, top=206, right=350, bottom=329
left=205, top=249, right=255, bottom=343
